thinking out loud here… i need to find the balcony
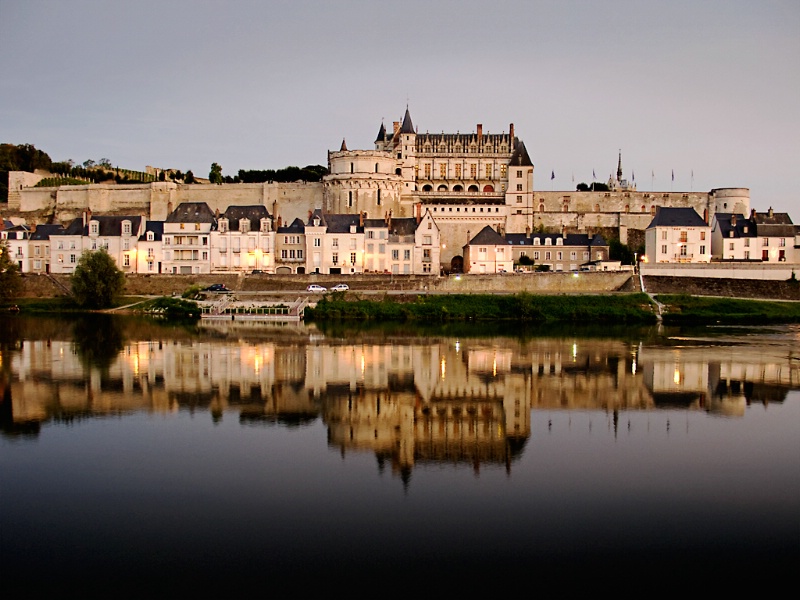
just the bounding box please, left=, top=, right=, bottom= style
left=219, top=248, right=227, bottom=253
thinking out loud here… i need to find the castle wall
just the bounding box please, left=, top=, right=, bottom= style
left=7, top=171, right=45, bottom=209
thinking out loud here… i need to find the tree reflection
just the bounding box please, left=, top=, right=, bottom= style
left=72, top=315, right=125, bottom=374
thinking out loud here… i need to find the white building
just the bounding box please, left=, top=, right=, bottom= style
left=162, top=202, right=215, bottom=274
left=645, top=207, right=711, bottom=264
left=211, top=205, right=275, bottom=273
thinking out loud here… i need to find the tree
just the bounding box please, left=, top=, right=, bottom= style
left=184, top=170, right=195, bottom=184
left=0, top=241, right=22, bottom=302
left=70, top=249, right=125, bottom=309
left=98, top=158, right=112, bottom=168
left=209, top=162, right=223, bottom=184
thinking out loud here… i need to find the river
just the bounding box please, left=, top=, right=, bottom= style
left=1, top=316, right=798, bottom=593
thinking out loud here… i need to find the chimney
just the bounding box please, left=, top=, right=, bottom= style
left=750, top=208, right=757, bottom=220
left=308, top=209, right=313, bottom=222
left=525, top=225, right=531, bottom=238
left=731, top=214, right=737, bottom=227
left=466, top=230, right=471, bottom=246
left=393, top=121, right=400, bottom=137
left=277, top=215, right=282, bottom=229
left=387, top=209, right=392, bottom=231
left=509, top=123, right=515, bottom=145
left=359, top=211, right=364, bottom=228
left=477, top=124, right=483, bottom=146
left=215, top=208, right=220, bottom=219
left=416, top=203, right=422, bottom=225
left=562, top=225, right=567, bottom=238
left=82, top=211, right=87, bottom=227
left=768, top=206, right=774, bottom=218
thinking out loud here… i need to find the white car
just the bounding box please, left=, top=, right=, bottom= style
left=306, top=284, right=327, bottom=292
left=331, top=283, right=349, bottom=292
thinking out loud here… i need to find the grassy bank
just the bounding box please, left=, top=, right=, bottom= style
left=658, top=294, right=800, bottom=324
left=3, top=296, right=151, bottom=314
left=306, top=293, right=658, bottom=324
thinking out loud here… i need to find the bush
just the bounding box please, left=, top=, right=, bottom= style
left=70, top=249, right=125, bottom=309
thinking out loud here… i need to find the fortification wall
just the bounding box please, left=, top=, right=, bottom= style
left=7, top=171, right=46, bottom=209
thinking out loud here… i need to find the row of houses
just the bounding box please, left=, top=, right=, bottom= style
left=1, top=203, right=443, bottom=276
left=643, top=207, right=799, bottom=265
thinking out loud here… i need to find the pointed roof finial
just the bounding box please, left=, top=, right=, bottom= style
left=340, top=138, right=348, bottom=151
left=401, top=106, right=414, bottom=134
left=617, top=149, right=623, bottom=181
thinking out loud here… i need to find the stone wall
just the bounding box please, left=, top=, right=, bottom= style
left=643, top=276, right=800, bottom=300
left=641, top=262, right=797, bottom=281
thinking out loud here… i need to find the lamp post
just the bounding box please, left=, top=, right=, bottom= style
left=634, top=252, right=638, bottom=273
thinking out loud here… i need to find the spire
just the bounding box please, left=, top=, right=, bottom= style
left=340, top=138, right=348, bottom=151
left=375, top=121, right=386, bottom=143
left=400, top=106, right=414, bottom=134
left=617, top=150, right=623, bottom=181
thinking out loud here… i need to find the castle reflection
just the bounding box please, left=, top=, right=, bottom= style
left=2, top=320, right=798, bottom=477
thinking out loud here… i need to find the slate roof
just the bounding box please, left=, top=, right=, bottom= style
left=466, top=225, right=505, bottom=247
left=714, top=213, right=756, bottom=238
left=139, top=221, right=164, bottom=242
left=86, top=215, right=143, bottom=236
left=165, top=202, right=216, bottom=224
left=375, top=122, right=387, bottom=143
left=400, top=107, right=415, bottom=134
left=308, top=210, right=363, bottom=234
left=31, top=224, right=66, bottom=241
left=509, top=141, right=533, bottom=167
left=277, top=218, right=305, bottom=234
left=647, top=207, right=707, bottom=228
left=753, top=210, right=794, bottom=237
left=502, top=232, right=607, bottom=247
left=364, top=217, right=418, bottom=236
left=221, top=205, right=271, bottom=232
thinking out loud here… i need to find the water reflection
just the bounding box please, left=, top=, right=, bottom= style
left=2, top=317, right=798, bottom=464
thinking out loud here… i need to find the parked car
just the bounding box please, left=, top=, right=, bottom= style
left=331, top=283, right=349, bottom=292
left=306, top=284, right=327, bottom=292
left=251, top=270, right=264, bottom=274
left=205, top=283, right=229, bottom=292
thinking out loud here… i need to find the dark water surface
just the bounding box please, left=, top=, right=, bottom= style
left=1, top=316, right=798, bottom=593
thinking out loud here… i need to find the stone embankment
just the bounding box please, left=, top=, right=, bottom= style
left=643, top=276, right=800, bottom=301
left=18, top=272, right=633, bottom=298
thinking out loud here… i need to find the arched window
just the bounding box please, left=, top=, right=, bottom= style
left=423, top=184, right=432, bottom=192
left=375, top=163, right=379, bottom=173
left=594, top=204, right=600, bottom=212
left=468, top=185, right=479, bottom=192
left=539, top=203, right=545, bottom=212
left=625, top=205, right=630, bottom=213
left=651, top=205, right=656, bottom=215
left=350, top=163, right=354, bottom=174
left=453, top=185, right=463, bottom=192
left=483, top=184, right=494, bottom=192
left=641, top=205, right=646, bottom=212
left=395, top=168, right=401, bottom=176
left=437, top=184, right=448, bottom=191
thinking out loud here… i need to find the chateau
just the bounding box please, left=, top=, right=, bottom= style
left=4, top=106, right=785, bottom=273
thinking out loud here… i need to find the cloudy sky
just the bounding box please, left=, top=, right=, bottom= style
left=2, top=0, right=798, bottom=213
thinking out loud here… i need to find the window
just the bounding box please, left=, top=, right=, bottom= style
left=70, top=254, right=76, bottom=263
left=662, top=231, right=667, bottom=240
left=392, top=249, right=399, bottom=260
left=297, top=250, right=303, bottom=259
left=439, top=164, right=446, bottom=178
left=404, top=249, right=410, bottom=260
left=314, top=238, right=321, bottom=247
left=377, top=189, right=381, bottom=206
left=701, top=245, right=706, bottom=255
left=470, top=164, right=477, bottom=178
left=517, top=196, right=522, bottom=203
left=195, top=223, right=200, bottom=231
left=516, top=184, right=522, bottom=192
left=762, top=249, right=769, bottom=261
left=423, top=263, right=432, bottom=273
left=348, top=191, right=353, bottom=208
left=423, top=249, right=431, bottom=259
left=780, top=238, right=786, bottom=247
left=744, top=251, right=750, bottom=259
left=123, top=222, right=131, bottom=235
left=729, top=243, right=734, bottom=251
left=455, top=164, right=461, bottom=178
left=762, top=238, right=769, bottom=246
left=516, top=170, right=523, bottom=178
left=534, top=251, right=539, bottom=260
left=281, top=249, right=287, bottom=259
left=700, top=231, right=706, bottom=240
left=424, top=164, right=431, bottom=178
left=557, top=251, right=562, bottom=260
left=545, top=251, right=551, bottom=260
left=379, top=244, right=385, bottom=254
left=333, top=238, right=339, bottom=247
left=123, top=255, right=130, bottom=267
left=500, top=165, right=506, bottom=178
left=680, top=231, right=688, bottom=243
left=34, top=245, right=40, bottom=256
left=486, top=164, right=492, bottom=178
left=123, top=239, right=129, bottom=250
left=90, top=223, right=99, bottom=235
left=661, top=245, right=667, bottom=254
left=332, top=253, right=339, bottom=265
left=423, top=236, right=432, bottom=245
left=570, top=251, right=576, bottom=260
left=744, top=238, right=750, bottom=247
left=350, top=252, right=356, bottom=264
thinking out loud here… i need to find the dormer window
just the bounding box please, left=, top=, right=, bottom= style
left=313, top=217, right=320, bottom=227
left=122, top=221, right=131, bottom=236
left=240, top=218, right=250, bottom=233
left=350, top=225, right=356, bottom=234
left=147, top=231, right=154, bottom=241
left=743, top=226, right=748, bottom=233
left=729, top=231, right=734, bottom=238
left=545, top=238, right=552, bottom=245
left=533, top=238, right=540, bottom=246
left=556, top=238, right=563, bottom=245
left=260, top=218, right=270, bottom=233
left=219, top=219, right=228, bottom=233
left=90, top=221, right=99, bottom=236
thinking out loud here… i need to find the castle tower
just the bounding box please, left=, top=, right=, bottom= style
left=396, top=107, right=417, bottom=192
left=505, top=141, right=535, bottom=233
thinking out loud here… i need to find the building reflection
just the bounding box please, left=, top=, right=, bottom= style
left=2, top=324, right=798, bottom=479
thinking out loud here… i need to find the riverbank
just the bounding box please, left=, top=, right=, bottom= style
left=656, top=294, right=800, bottom=324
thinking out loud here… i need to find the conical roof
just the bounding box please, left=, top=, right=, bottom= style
left=400, top=107, right=414, bottom=134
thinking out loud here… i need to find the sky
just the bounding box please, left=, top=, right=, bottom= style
left=2, top=0, right=798, bottom=214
